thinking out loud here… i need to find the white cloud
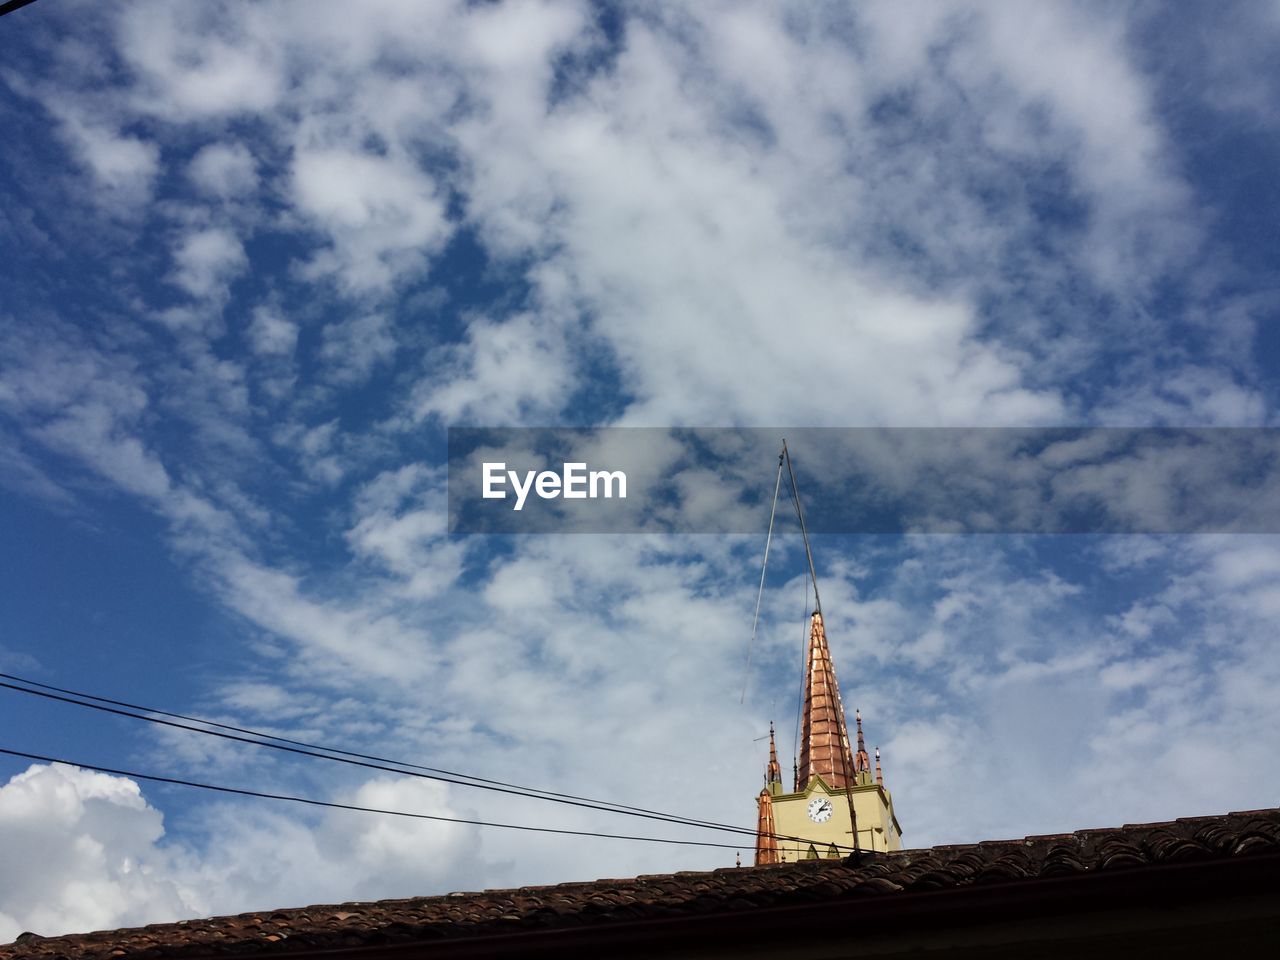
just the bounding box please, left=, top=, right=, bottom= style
left=42, top=97, right=160, bottom=210
left=171, top=228, right=249, bottom=301
left=345, top=465, right=465, bottom=599
left=246, top=307, right=299, bottom=357
left=0, top=764, right=488, bottom=942
left=0, top=322, right=173, bottom=502
left=412, top=310, right=576, bottom=423
left=188, top=143, right=259, bottom=200
left=118, top=1, right=286, bottom=119
left=292, top=148, right=450, bottom=294
left=179, top=776, right=487, bottom=915
left=212, top=554, right=439, bottom=685
left=319, top=313, right=397, bottom=385
left=0, top=764, right=197, bottom=944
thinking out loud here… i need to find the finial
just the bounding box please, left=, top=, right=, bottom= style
left=736, top=852, right=741, bottom=868
left=875, top=745, right=883, bottom=786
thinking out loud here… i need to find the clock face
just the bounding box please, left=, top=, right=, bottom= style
left=807, top=797, right=834, bottom=823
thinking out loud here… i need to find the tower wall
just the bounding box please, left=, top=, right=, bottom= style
left=766, top=776, right=902, bottom=860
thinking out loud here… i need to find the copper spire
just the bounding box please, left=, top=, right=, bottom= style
left=854, top=708, right=872, bottom=776
left=765, top=722, right=782, bottom=786
left=797, top=611, right=856, bottom=790
left=875, top=745, right=883, bottom=786
left=754, top=789, right=779, bottom=865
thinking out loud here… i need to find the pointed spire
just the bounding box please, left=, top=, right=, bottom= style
left=797, top=611, right=856, bottom=790
left=875, top=746, right=883, bottom=786
left=754, top=789, right=779, bottom=865
left=765, top=722, right=782, bottom=787
left=854, top=708, right=872, bottom=777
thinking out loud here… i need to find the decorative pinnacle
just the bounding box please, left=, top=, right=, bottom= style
left=875, top=746, right=883, bottom=786
left=853, top=708, right=872, bottom=776
left=754, top=790, right=779, bottom=865
left=765, top=721, right=782, bottom=786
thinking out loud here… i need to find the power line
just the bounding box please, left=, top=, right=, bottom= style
left=0, top=674, right=853, bottom=852
left=0, top=677, right=746, bottom=837
left=739, top=447, right=785, bottom=704
left=0, top=0, right=41, bottom=21
left=0, top=746, right=754, bottom=851
left=0, top=671, right=681, bottom=818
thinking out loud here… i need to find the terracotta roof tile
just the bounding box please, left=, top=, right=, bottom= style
left=4, top=807, right=1279, bottom=959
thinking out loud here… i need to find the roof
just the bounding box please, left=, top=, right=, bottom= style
left=4, top=807, right=1279, bottom=959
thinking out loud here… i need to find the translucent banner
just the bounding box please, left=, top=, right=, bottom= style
left=447, top=427, right=1280, bottom=534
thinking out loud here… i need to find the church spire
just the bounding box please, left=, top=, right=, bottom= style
left=765, top=721, right=782, bottom=787
left=797, top=611, right=856, bottom=791
left=748, top=599, right=904, bottom=862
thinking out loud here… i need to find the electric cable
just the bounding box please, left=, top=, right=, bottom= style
left=0, top=678, right=747, bottom=836
left=0, top=745, right=860, bottom=854
left=0, top=746, right=772, bottom=851
left=0, top=675, right=851, bottom=851
left=739, top=448, right=785, bottom=703
left=0, top=671, right=677, bottom=817
left=0, top=0, right=40, bottom=20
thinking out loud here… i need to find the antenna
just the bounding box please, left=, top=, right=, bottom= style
left=781, top=440, right=822, bottom=616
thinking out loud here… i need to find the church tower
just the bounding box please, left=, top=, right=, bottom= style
left=754, top=612, right=902, bottom=863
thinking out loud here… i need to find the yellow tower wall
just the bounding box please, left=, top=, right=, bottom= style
left=767, top=774, right=902, bottom=860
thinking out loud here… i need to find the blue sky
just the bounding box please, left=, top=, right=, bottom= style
left=2, top=0, right=1280, bottom=940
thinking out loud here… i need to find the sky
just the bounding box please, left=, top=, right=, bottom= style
left=2, top=0, right=1280, bottom=942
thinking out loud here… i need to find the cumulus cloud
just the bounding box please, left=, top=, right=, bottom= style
left=0, top=764, right=196, bottom=944
left=0, top=764, right=487, bottom=942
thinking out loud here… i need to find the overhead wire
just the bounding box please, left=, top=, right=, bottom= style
left=792, top=570, right=811, bottom=785
left=0, top=746, right=766, bottom=851
left=0, top=674, right=852, bottom=852
left=0, top=671, right=680, bottom=817
left=0, top=0, right=41, bottom=20
left=0, top=677, right=741, bottom=836
left=739, top=449, right=785, bottom=704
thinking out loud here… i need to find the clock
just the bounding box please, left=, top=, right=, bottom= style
left=807, top=797, right=834, bottom=823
